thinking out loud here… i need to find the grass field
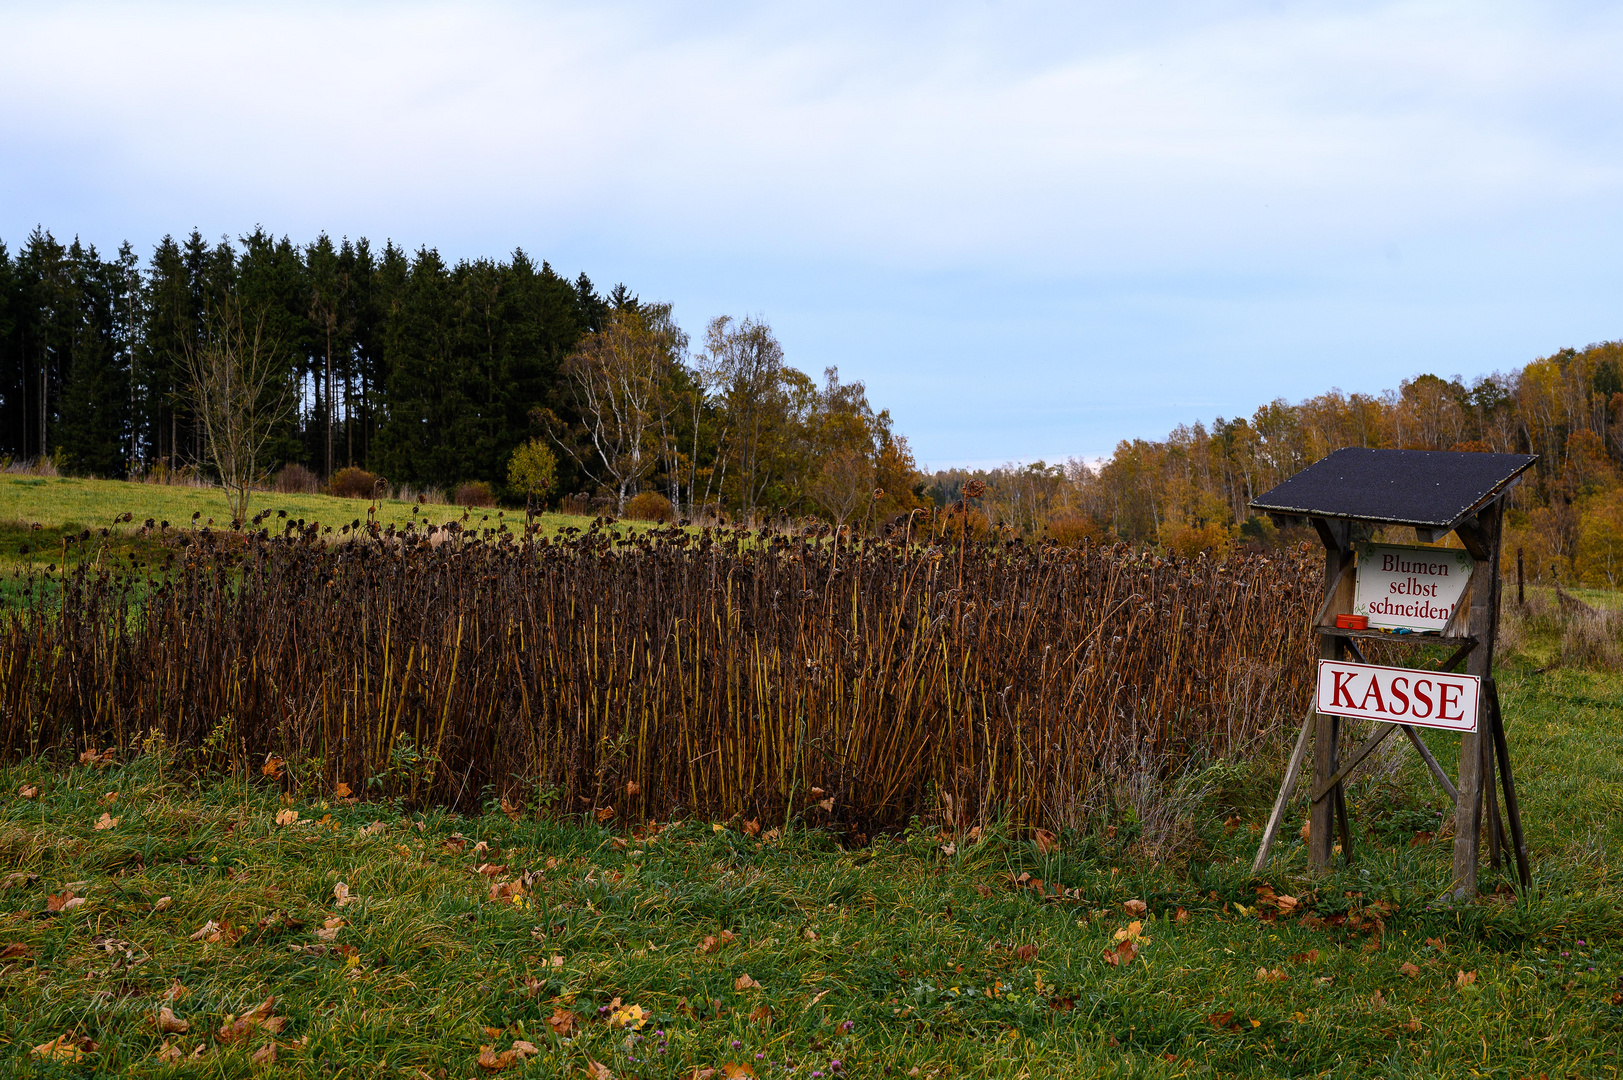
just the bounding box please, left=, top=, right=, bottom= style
left=0, top=475, right=616, bottom=577
left=2, top=655, right=1619, bottom=1078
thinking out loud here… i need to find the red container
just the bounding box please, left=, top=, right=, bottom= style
left=1335, top=613, right=1369, bottom=630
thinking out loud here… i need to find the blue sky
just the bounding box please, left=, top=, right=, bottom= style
left=3, top=2, right=1620, bottom=468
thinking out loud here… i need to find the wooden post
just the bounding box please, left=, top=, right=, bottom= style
left=1516, top=547, right=1524, bottom=606
left=1309, top=518, right=1353, bottom=871
left=1451, top=501, right=1502, bottom=898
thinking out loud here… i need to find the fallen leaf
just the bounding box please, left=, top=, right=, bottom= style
left=99, top=790, right=119, bottom=804
left=734, top=973, right=762, bottom=991
left=700, top=930, right=737, bottom=954
left=94, top=812, right=119, bottom=831
left=720, top=1064, right=755, bottom=1079
left=475, top=863, right=508, bottom=877
left=1123, top=899, right=1147, bottom=916
left=188, top=920, right=221, bottom=942
left=749, top=1003, right=773, bottom=1027
left=251, top=1041, right=277, bottom=1065
left=625, top=781, right=640, bottom=798
left=315, top=927, right=341, bottom=942
left=358, top=820, right=387, bottom=837
left=2, top=871, right=36, bottom=889
left=585, top=1059, right=614, bottom=1080
left=685, top=1070, right=717, bottom=1080
left=742, top=818, right=760, bottom=836
left=1426, top=937, right=1445, bottom=951
left=18, top=784, right=39, bottom=799
left=1456, top=969, right=1477, bottom=987
left=1275, top=894, right=1299, bottom=914
left=1256, top=967, right=1286, bottom=982
left=1012, top=944, right=1038, bottom=962
left=809, top=787, right=826, bottom=798
left=156, top=1006, right=190, bottom=1033
left=218, top=997, right=281, bottom=1044
left=513, top=1040, right=540, bottom=1060
left=1371, top=989, right=1387, bottom=1008
left=0, top=942, right=28, bottom=960
left=1404, top=1016, right=1423, bottom=1032
left=1174, top=907, right=1190, bottom=924
left=1207, top=1010, right=1236, bottom=1030
left=1411, top=831, right=1433, bottom=846
left=1400, top=961, right=1420, bottom=977
left=164, top=979, right=188, bottom=1001
left=594, top=806, right=615, bottom=823
left=940, top=842, right=957, bottom=856
left=500, top=796, right=525, bottom=821
left=333, top=882, right=354, bottom=907
left=334, top=782, right=352, bottom=798
left=1102, top=939, right=1137, bottom=966
left=155, top=1040, right=184, bottom=1063
left=817, top=798, right=835, bottom=812
left=274, top=808, right=299, bottom=826
left=262, top=756, right=285, bottom=779
left=32, top=1034, right=96, bottom=1061
left=1288, top=949, right=1319, bottom=964
left=479, top=1045, right=517, bottom=1071
left=803, top=929, right=818, bottom=941
left=1034, top=828, right=1060, bottom=855
left=546, top=1006, right=578, bottom=1037
left=153, top=895, right=173, bottom=912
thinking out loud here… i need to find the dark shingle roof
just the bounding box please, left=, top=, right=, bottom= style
left=1250, top=448, right=1537, bottom=530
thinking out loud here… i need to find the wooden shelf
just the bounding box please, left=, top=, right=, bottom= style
left=1315, top=625, right=1477, bottom=648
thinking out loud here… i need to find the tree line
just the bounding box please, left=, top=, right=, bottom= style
left=0, top=228, right=926, bottom=523
left=932, top=345, right=1623, bottom=586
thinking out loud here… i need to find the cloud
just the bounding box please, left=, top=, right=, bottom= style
left=2, top=2, right=1620, bottom=464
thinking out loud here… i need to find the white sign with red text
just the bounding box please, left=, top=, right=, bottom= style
left=1315, top=659, right=1480, bottom=732
left=1352, top=543, right=1474, bottom=632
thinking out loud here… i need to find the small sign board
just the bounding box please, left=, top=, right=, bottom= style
left=1315, top=658, right=1479, bottom=732
left=1352, top=542, right=1473, bottom=632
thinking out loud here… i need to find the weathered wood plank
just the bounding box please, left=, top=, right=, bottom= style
left=1252, top=710, right=1315, bottom=873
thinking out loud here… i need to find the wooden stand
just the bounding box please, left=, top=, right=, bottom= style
left=1252, top=498, right=1531, bottom=898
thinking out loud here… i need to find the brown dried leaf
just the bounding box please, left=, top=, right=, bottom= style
left=333, top=882, right=354, bottom=907
left=1455, top=969, right=1477, bottom=987
left=153, top=895, right=173, bottom=912
left=156, top=1005, right=190, bottom=1033
left=749, top=1003, right=773, bottom=1028
left=625, top=781, right=640, bottom=798
left=1256, top=967, right=1286, bottom=983
left=733, top=972, right=761, bottom=991
left=742, top=818, right=760, bottom=836
left=358, top=820, right=387, bottom=838
left=479, top=1045, right=516, bottom=1071
left=809, top=787, right=826, bottom=798
left=1288, top=949, right=1320, bottom=964
left=1399, top=961, right=1420, bottom=978
left=155, top=1040, right=183, bottom=1063
left=1034, top=829, right=1060, bottom=855
left=1207, top=1010, right=1237, bottom=1030
left=1404, top=1016, right=1423, bottom=1032
left=1123, top=899, right=1147, bottom=916
left=475, top=863, right=508, bottom=878
left=274, top=808, right=299, bottom=827
left=585, top=1059, right=614, bottom=1080
left=1012, top=944, right=1038, bottom=962
left=333, top=781, right=353, bottom=798
left=1174, top=907, right=1190, bottom=924
left=512, top=1040, right=540, bottom=1060
left=32, top=1034, right=95, bottom=1062
left=262, top=756, right=285, bottom=778
left=817, top=798, right=835, bottom=812
left=720, top=1064, right=756, bottom=1079
left=94, top=812, right=119, bottom=831
left=18, top=784, right=39, bottom=799
left=594, top=806, right=615, bottom=823
left=0, top=942, right=28, bottom=960
left=251, top=1041, right=278, bottom=1065
left=164, top=979, right=188, bottom=1001
left=546, top=1006, right=578, bottom=1038
left=188, top=919, right=221, bottom=941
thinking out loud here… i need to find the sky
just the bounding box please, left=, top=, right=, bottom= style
left=2, top=2, right=1620, bottom=469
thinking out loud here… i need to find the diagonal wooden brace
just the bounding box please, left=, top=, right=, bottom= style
left=1311, top=721, right=1398, bottom=802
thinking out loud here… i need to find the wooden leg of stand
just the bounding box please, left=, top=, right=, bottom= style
left=1333, top=782, right=1354, bottom=867
left=1253, top=712, right=1314, bottom=874
left=1485, top=726, right=1503, bottom=870
left=1488, top=680, right=1532, bottom=890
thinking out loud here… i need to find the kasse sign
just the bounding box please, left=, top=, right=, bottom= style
left=1315, top=659, right=1480, bottom=733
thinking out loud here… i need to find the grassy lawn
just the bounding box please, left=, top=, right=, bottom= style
left=0, top=475, right=617, bottom=581
left=1, top=661, right=1618, bottom=1078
